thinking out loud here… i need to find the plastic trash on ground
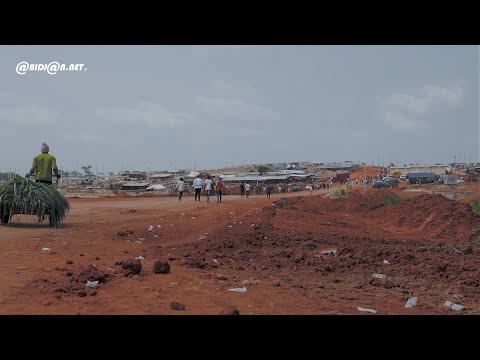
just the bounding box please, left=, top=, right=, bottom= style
left=228, top=287, right=247, bottom=293
left=372, top=273, right=386, bottom=279
left=135, top=256, right=145, bottom=260
left=444, top=300, right=465, bottom=311
left=383, top=260, right=390, bottom=264
left=42, top=247, right=51, bottom=252
left=405, top=297, right=417, bottom=308
left=322, top=250, right=337, bottom=255
left=86, top=280, right=99, bottom=288
left=357, top=307, right=377, bottom=314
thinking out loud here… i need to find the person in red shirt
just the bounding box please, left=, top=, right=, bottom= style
left=216, top=178, right=224, bottom=203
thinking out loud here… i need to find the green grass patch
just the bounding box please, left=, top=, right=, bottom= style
left=384, top=195, right=402, bottom=205
left=472, top=202, right=480, bottom=215
left=327, top=188, right=347, bottom=198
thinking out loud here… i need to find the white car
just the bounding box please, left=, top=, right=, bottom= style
left=305, top=185, right=313, bottom=191
left=399, top=175, right=407, bottom=181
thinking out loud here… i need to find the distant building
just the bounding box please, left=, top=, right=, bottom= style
left=389, top=165, right=448, bottom=176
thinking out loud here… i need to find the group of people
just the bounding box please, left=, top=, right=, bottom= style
left=239, top=182, right=274, bottom=198
left=175, top=175, right=224, bottom=203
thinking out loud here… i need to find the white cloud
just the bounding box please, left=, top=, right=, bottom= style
left=0, top=89, right=59, bottom=127
left=191, top=45, right=254, bottom=53
left=0, top=104, right=59, bottom=127
left=379, top=84, right=464, bottom=130
left=234, top=127, right=268, bottom=137
left=210, top=79, right=259, bottom=100
left=96, top=101, right=196, bottom=129
left=194, top=96, right=281, bottom=123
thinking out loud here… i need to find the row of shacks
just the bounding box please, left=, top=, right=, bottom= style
left=63, top=162, right=363, bottom=193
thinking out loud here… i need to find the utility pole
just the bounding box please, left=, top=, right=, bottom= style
left=364, top=163, right=367, bottom=193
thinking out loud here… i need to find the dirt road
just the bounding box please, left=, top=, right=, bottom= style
left=1, top=188, right=479, bottom=314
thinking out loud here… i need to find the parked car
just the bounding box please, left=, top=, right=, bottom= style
left=292, top=185, right=301, bottom=192
left=384, top=178, right=399, bottom=187
left=399, top=175, right=407, bottom=181
left=372, top=181, right=391, bottom=189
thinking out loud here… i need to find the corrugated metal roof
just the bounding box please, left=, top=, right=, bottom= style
left=222, top=175, right=289, bottom=182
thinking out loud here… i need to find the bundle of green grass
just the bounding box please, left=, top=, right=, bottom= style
left=0, top=176, right=70, bottom=228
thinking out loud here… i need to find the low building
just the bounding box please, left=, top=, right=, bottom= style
left=390, top=165, right=448, bottom=176
left=438, top=174, right=458, bottom=185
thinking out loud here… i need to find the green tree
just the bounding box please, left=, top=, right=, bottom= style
left=257, top=165, right=270, bottom=175
left=81, top=165, right=93, bottom=176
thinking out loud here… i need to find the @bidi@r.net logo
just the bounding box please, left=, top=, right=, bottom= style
left=16, top=61, right=87, bottom=75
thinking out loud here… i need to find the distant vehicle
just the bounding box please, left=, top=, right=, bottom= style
left=305, top=185, right=313, bottom=191
left=384, top=178, right=399, bottom=187
left=292, top=186, right=301, bottom=192
left=406, top=172, right=438, bottom=184
left=372, top=181, right=391, bottom=189
left=399, top=175, right=407, bottom=181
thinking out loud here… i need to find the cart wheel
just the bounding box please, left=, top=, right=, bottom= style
left=1, top=212, right=9, bottom=224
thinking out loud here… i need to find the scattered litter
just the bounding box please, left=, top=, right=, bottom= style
left=198, top=236, right=207, bottom=240
left=230, top=212, right=233, bottom=215
left=251, top=224, right=255, bottom=227
left=135, top=256, right=145, bottom=260
left=228, top=287, right=247, bottom=293
left=41, top=248, right=51, bottom=252
left=249, top=259, right=254, bottom=262
left=444, top=301, right=465, bottom=311
left=239, top=222, right=242, bottom=224
left=181, top=213, right=185, bottom=216
left=213, top=259, right=220, bottom=266
left=137, top=238, right=145, bottom=241
left=383, top=260, right=390, bottom=264
left=372, top=273, right=386, bottom=279
left=86, top=280, right=99, bottom=288
left=233, top=222, right=236, bottom=224
left=148, top=225, right=154, bottom=231
left=154, top=235, right=160, bottom=238
left=157, top=225, right=161, bottom=228
left=228, top=225, right=232, bottom=228
left=357, top=307, right=377, bottom=314
left=322, top=250, right=337, bottom=256
left=405, top=297, right=417, bottom=308
left=192, top=217, right=196, bottom=219
left=204, top=233, right=208, bottom=235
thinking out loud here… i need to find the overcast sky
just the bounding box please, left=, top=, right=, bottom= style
left=0, top=45, right=478, bottom=174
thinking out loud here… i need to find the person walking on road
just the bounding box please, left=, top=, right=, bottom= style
left=175, top=177, right=185, bottom=201
left=26, top=142, right=61, bottom=185
left=266, top=184, right=273, bottom=198
left=240, top=182, right=245, bottom=197
left=216, top=178, right=224, bottom=203
left=193, top=175, right=204, bottom=201
left=244, top=182, right=251, bottom=198
left=204, top=176, right=213, bottom=203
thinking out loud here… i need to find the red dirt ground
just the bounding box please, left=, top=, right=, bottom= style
left=1, top=187, right=479, bottom=315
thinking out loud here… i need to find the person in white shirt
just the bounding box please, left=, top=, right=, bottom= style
left=244, top=183, right=251, bottom=198
left=204, top=176, right=213, bottom=203
left=175, top=177, right=185, bottom=201
left=193, top=176, right=204, bottom=201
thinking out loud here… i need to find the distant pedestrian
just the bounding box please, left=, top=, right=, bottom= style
left=204, top=176, right=213, bottom=203
left=266, top=184, right=273, bottom=198
left=216, top=178, right=224, bottom=203
left=193, top=175, right=204, bottom=201
left=175, top=177, right=185, bottom=201
left=244, top=183, right=251, bottom=198
left=240, top=182, right=245, bottom=197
